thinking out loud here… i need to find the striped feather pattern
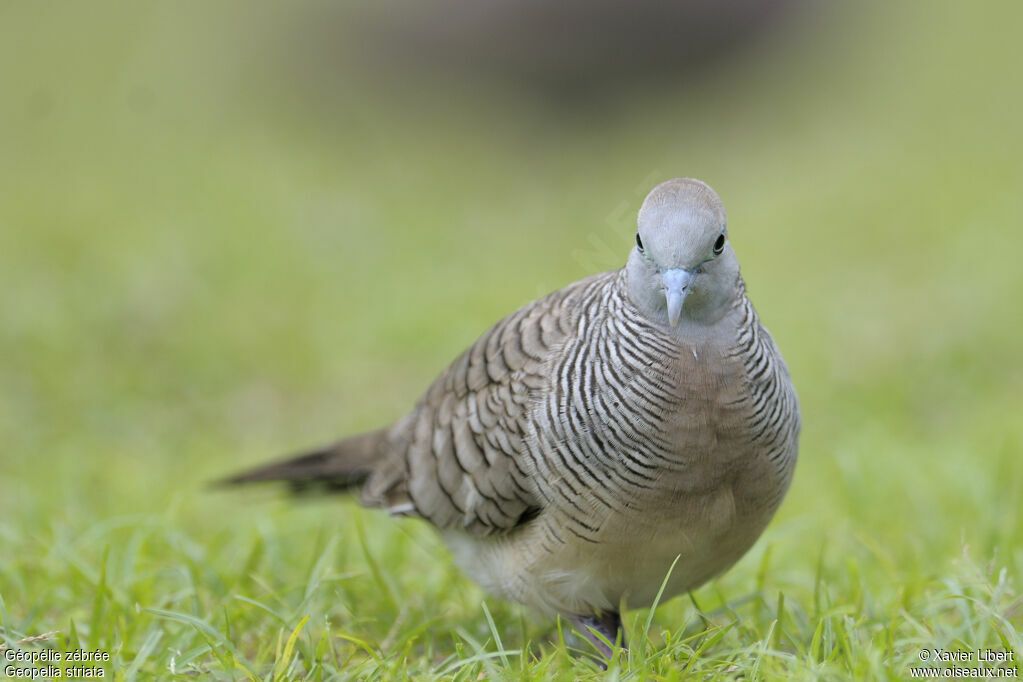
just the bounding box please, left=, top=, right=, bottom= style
left=364, top=269, right=798, bottom=555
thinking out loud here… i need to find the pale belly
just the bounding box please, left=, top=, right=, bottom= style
left=442, top=480, right=776, bottom=616
left=441, top=329, right=798, bottom=616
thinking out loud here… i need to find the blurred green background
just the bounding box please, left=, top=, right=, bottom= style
left=1, top=1, right=1020, bottom=678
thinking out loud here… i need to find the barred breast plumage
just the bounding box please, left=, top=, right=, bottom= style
left=222, top=178, right=800, bottom=659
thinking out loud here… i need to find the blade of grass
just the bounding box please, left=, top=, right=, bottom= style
left=144, top=607, right=228, bottom=645
left=122, top=628, right=162, bottom=681
left=88, top=545, right=110, bottom=649
left=642, top=554, right=683, bottom=643
left=273, top=614, right=310, bottom=681
left=480, top=600, right=511, bottom=668
left=353, top=512, right=398, bottom=611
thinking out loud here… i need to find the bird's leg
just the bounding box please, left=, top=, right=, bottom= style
left=571, top=610, right=625, bottom=664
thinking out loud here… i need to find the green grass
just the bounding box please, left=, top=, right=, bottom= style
left=1, top=1, right=1021, bottom=679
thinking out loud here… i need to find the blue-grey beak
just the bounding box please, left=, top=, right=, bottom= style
left=662, top=268, right=693, bottom=327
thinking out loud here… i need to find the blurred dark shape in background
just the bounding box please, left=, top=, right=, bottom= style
left=283, top=0, right=809, bottom=104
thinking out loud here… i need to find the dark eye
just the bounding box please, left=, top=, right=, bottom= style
left=636, top=232, right=644, bottom=251
left=712, top=233, right=726, bottom=256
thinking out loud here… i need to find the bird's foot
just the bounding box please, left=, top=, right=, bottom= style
left=570, top=611, right=625, bottom=667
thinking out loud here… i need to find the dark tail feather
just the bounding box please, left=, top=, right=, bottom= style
left=214, top=429, right=383, bottom=495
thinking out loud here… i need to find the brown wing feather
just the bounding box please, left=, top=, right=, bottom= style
left=362, top=272, right=613, bottom=535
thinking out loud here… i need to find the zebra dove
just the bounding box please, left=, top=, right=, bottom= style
left=221, top=178, right=800, bottom=659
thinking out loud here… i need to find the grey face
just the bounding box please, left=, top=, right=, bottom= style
left=627, top=178, right=734, bottom=328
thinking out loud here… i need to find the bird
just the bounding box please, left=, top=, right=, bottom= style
left=220, top=178, right=800, bottom=661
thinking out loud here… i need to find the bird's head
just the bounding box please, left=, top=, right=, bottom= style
left=625, top=178, right=739, bottom=329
